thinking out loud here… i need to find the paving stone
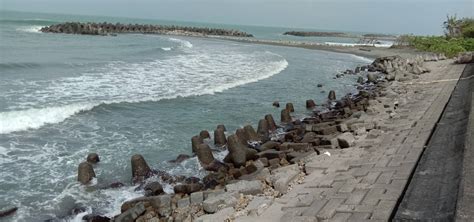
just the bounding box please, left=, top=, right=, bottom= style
left=345, top=189, right=369, bottom=205
left=316, top=198, right=345, bottom=220
left=196, top=207, right=235, bottom=222
left=202, top=192, right=238, bottom=213
left=246, top=196, right=273, bottom=216
left=270, top=164, right=300, bottom=193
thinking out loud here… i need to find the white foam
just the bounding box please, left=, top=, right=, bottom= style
left=168, top=37, right=193, bottom=48
left=350, top=54, right=374, bottom=63
left=0, top=50, right=288, bottom=134
left=161, top=47, right=172, bottom=51
left=16, top=25, right=43, bottom=33
left=324, top=41, right=393, bottom=48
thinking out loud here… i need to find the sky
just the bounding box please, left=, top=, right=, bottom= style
left=1, top=0, right=473, bottom=35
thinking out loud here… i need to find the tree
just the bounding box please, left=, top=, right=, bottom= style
left=443, top=14, right=462, bottom=38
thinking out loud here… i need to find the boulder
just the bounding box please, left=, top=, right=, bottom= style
left=243, top=125, right=259, bottom=141
left=265, top=114, right=277, bottom=131
left=257, top=119, right=270, bottom=142
left=225, top=180, right=263, bottom=195
left=306, top=100, right=316, bottom=109
left=115, top=202, right=146, bottom=222
left=131, top=154, right=152, bottom=182
left=225, top=135, right=256, bottom=167
left=301, top=132, right=317, bottom=143
left=272, top=101, right=280, bottom=108
left=337, top=132, right=356, bottom=148
left=173, top=184, right=188, bottom=194
left=214, top=128, right=227, bottom=147
left=328, top=90, right=336, bottom=100
left=455, top=52, right=473, bottom=64
left=202, top=193, right=238, bottom=213
left=281, top=109, right=292, bottom=123
left=357, top=76, right=364, bottom=84
left=169, top=154, right=191, bottom=163
left=191, top=135, right=203, bottom=153
left=269, top=164, right=300, bottom=194
left=259, top=141, right=280, bottom=151
left=199, top=130, right=211, bottom=140
left=86, top=153, right=100, bottom=164
left=144, top=182, right=164, bottom=196
left=196, top=144, right=215, bottom=167
left=217, top=124, right=227, bottom=132
left=82, top=214, right=110, bottom=222
left=367, top=73, right=378, bottom=83
left=0, top=207, right=18, bottom=218
left=77, top=162, right=95, bottom=184
left=236, top=128, right=249, bottom=145
left=286, top=103, right=295, bottom=112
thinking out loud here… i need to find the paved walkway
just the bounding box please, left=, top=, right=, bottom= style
left=235, top=60, right=466, bottom=222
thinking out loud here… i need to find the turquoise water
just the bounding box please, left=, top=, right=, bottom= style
left=0, top=10, right=373, bottom=221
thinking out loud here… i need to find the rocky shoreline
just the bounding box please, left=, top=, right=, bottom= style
left=40, top=22, right=253, bottom=37
left=66, top=51, right=451, bottom=222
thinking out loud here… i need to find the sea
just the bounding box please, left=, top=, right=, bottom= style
left=0, top=10, right=375, bottom=221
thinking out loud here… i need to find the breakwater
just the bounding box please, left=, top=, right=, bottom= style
left=40, top=22, right=254, bottom=37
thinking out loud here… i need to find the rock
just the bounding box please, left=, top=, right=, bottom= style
left=281, top=109, right=292, bottom=123
left=185, top=176, right=201, bottom=184
left=357, top=76, right=364, bottom=84
left=204, top=159, right=227, bottom=172
left=236, top=128, right=249, bottom=145
left=177, top=197, right=190, bottom=208
left=306, top=100, right=316, bottom=109
left=108, top=182, right=125, bottom=189
left=191, top=135, right=203, bottom=153
left=259, top=141, right=280, bottom=151
left=0, top=207, right=18, bottom=218
left=314, top=125, right=338, bottom=135
left=115, top=202, right=146, bottom=222
left=455, top=52, right=473, bottom=64
left=337, top=132, right=356, bottom=148
left=214, top=128, right=227, bottom=147
left=286, top=103, right=295, bottom=112
left=131, top=154, right=152, bottom=183
left=257, top=150, right=285, bottom=160
left=187, top=183, right=204, bottom=193
left=217, top=124, right=227, bottom=132
left=270, top=164, right=300, bottom=194
left=257, top=119, right=270, bottom=142
left=367, top=73, right=378, bottom=83
left=301, top=132, right=317, bottom=143
left=199, top=130, right=211, bottom=140
left=265, top=114, right=277, bottom=131
left=190, top=191, right=204, bottom=204
left=243, top=125, right=259, bottom=141
left=225, top=135, right=255, bottom=167
left=280, top=143, right=311, bottom=152
left=246, top=196, right=273, bottom=216
left=225, top=180, right=263, bottom=195
left=272, top=101, right=280, bottom=107
left=169, top=154, right=191, bottom=163
left=77, top=162, right=95, bottom=184
left=82, top=214, right=110, bottom=222
left=328, top=90, right=336, bottom=100
left=173, top=184, right=188, bottom=194
left=196, top=144, right=215, bottom=168
left=86, top=153, right=100, bottom=164
left=317, top=83, right=323, bottom=87
left=336, top=124, right=349, bottom=132
left=268, top=158, right=281, bottom=169
left=202, top=192, right=238, bottom=213
left=144, top=182, right=164, bottom=196
left=197, top=207, right=235, bottom=222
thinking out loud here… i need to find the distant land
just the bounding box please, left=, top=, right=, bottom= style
left=283, top=31, right=398, bottom=40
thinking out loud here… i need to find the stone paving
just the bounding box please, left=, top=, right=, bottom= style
left=232, top=60, right=466, bottom=222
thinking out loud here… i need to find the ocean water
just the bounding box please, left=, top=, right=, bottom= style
left=0, top=10, right=373, bottom=221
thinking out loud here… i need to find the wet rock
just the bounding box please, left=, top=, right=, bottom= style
left=317, top=84, right=323, bottom=87
left=0, top=207, right=18, bottom=218
left=272, top=101, right=280, bottom=107
left=265, top=114, right=277, bottom=131
left=337, top=132, right=355, bottom=148
left=257, top=150, right=285, bottom=160
left=196, top=144, right=215, bottom=168
left=243, top=125, right=259, bottom=141
left=173, top=184, right=188, bottom=194
left=225, top=180, right=263, bottom=195
left=115, top=202, right=145, bottom=222
left=131, top=154, right=152, bottom=183
left=144, top=182, right=164, bottom=196
left=225, top=135, right=256, bottom=167
left=191, top=135, right=203, bottom=153
left=204, top=160, right=228, bottom=172
left=169, top=154, right=191, bottom=163
left=185, top=177, right=201, bottom=184
left=285, top=103, right=295, bottom=112
left=86, top=153, right=100, bottom=164
left=357, top=76, right=364, bottom=84
left=214, top=128, right=227, bottom=147
left=109, top=182, right=125, bottom=189
left=82, top=214, right=110, bottom=222
left=236, top=128, right=250, bottom=145
left=306, top=100, right=316, bottom=109
left=199, top=130, right=211, bottom=140
left=257, top=119, right=270, bottom=142
left=281, top=109, right=292, bottom=123
left=328, top=90, right=336, bottom=100
left=217, top=124, right=227, bottom=132
left=77, top=162, right=96, bottom=185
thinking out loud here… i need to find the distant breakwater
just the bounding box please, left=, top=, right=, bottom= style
left=40, top=22, right=254, bottom=37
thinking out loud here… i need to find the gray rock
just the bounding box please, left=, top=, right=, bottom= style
left=131, top=154, right=151, bottom=183
left=225, top=135, right=257, bottom=167
left=367, top=73, right=378, bottom=83
left=199, top=130, right=211, bottom=140
left=190, top=191, right=204, bottom=204
left=243, top=125, right=259, bottom=141
left=246, top=196, right=273, bottom=216
left=214, top=128, right=227, bottom=147
left=77, top=162, right=95, bottom=184
left=301, top=132, right=317, bottom=143
left=225, top=180, right=263, bottom=195
left=196, top=207, right=235, bottom=222
left=306, top=100, right=316, bottom=109
left=236, top=128, right=250, bottom=145
left=272, top=101, right=280, bottom=107
left=86, top=153, right=100, bottom=164
left=286, top=103, right=295, bottom=112
left=202, top=192, right=238, bottom=213
left=144, top=181, right=164, bottom=196
left=115, top=202, right=145, bottom=222
left=328, top=90, right=336, bottom=100
left=196, top=144, right=215, bottom=167
left=336, top=124, right=349, bottom=132
left=257, top=119, right=270, bottom=141
left=265, top=114, right=277, bottom=131
left=177, top=197, right=190, bottom=208
left=357, top=76, right=364, bottom=84
left=270, top=164, right=300, bottom=193
left=217, top=124, right=227, bottom=132
left=259, top=141, right=280, bottom=151
left=191, top=135, right=203, bottom=153
left=337, top=132, right=355, bottom=148
left=281, top=109, right=292, bottom=123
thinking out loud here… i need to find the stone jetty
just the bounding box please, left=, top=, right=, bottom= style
left=40, top=22, right=254, bottom=37
left=70, top=52, right=469, bottom=222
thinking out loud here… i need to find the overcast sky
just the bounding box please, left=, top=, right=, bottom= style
left=1, top=0, right=473, bottom=35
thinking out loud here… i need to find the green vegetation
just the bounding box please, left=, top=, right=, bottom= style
left=394, top=15, right=474, bottom=57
